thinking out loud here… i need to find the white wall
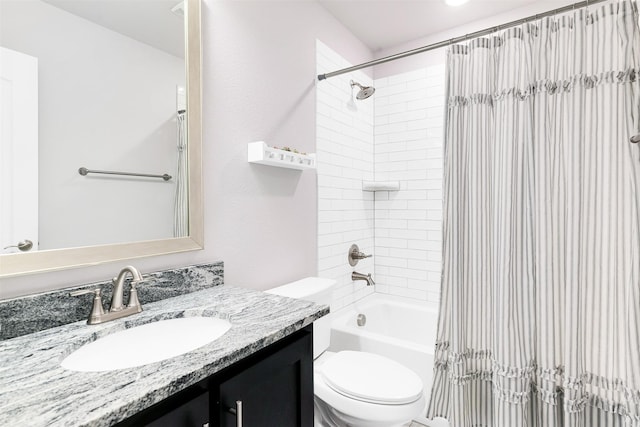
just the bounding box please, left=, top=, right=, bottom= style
left=0, top=0, right=184, bottom=250
left=316, top=40, right=375, bottom=311
left=373, top=66, right=445, bottom=304
left=315, top=48, right=445, bottom=307
left=0, top=0, right=373, bottom=299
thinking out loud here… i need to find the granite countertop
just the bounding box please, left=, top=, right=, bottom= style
left=0, top=285, right=328, bottom=427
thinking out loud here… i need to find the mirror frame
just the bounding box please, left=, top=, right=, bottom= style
left=0, top=0, right=203, bottom=278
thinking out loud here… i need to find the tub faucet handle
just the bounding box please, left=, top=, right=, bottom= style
left=352, top=250, right=371, bottom=259
left=348, top=244, right=372, bottom=266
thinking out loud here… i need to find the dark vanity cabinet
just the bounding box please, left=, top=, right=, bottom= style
left=214, top=325, right=314, bottom=427
left=116, top=325, right=313, bottom=427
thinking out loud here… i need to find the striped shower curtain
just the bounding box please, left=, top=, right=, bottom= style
left=427, top=1, right=640, bottom=426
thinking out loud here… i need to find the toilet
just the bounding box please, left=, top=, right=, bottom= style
left=267, top=277, right=425, bottom=427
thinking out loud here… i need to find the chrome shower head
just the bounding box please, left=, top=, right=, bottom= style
left=350, top=80, right=375, bottom=100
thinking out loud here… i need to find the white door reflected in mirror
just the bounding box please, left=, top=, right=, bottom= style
left=0, top=47, right=38, bottom=255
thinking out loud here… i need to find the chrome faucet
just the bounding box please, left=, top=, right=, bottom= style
left=352, top=271, right=375, bottom=286
left=71, top=265, right=144, bottom=325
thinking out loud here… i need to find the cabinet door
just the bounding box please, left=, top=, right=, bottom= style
left=144, top=390, right=209, bottom=427
left=114, top=383, right=209, bottom=427
left=215, top=329, right=313, bottom=427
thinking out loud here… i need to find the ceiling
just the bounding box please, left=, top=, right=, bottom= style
left=317, top=0, right=570, bottom=52
left=42, top=0, right=185, bottom=58
left=41, top=0, right=579, bottom=57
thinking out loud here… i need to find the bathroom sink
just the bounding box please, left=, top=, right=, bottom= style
left=61, top=317, right=232, bottom=372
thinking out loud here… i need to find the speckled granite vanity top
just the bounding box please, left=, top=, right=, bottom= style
left=0, top=285, right=328, bottom=427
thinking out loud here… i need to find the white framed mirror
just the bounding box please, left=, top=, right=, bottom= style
left=0, top=0, right=203, bottom=277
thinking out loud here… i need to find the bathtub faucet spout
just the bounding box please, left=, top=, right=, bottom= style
left=352, top=271, right=375, bottom=286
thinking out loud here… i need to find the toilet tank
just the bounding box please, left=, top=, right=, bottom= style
left=266, top=277, right=336, bottom=359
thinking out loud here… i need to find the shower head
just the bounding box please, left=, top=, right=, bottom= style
left=631, top=134, right=640, bottom=144
left=350, top=80, right=375, bottom=100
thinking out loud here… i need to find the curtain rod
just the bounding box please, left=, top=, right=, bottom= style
left=317, top=0, right=609, bottom=81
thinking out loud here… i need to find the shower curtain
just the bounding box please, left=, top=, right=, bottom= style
left=427, top=1, right=640, bottom=426
left=173, top=110, right=188, bottom=237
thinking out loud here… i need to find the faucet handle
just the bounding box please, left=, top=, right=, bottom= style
left=70, top=288, right=105, bottom=324
left=127, top=280, right=143, bottom=312
left=348, top=244, right=373, bottom=266
left=352, top=250, right=372, bottom=260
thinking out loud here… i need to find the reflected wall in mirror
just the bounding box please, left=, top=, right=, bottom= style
left=0, top=0, right=203, bottom=277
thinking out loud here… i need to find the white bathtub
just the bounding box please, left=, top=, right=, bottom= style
left=328, top=293, right=441, bottom=423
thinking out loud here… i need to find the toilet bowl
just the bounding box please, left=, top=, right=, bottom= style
left=314, top=351, right=425, bottom=427
left=267, top=277, right=425, bottom=427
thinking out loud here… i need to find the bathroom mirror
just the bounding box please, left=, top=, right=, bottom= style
left=0, top=0, right=203, bottom=277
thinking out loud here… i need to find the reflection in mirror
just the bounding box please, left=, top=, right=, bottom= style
left=1, top=0, right=187, bottom=253
left=0, top=0, right=203, bottom=277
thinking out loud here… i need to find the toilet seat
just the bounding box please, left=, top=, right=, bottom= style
left=319, top=351, right=423, bottom=405
left=314, top=351, right=426, bottom=427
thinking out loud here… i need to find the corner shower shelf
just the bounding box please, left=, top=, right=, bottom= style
left=362, top=181, right=401, bottom=191
left=248, top=141, right=316, bottom=170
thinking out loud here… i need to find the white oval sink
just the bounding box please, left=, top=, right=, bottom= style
left=61, top=317, right=231, bottom=372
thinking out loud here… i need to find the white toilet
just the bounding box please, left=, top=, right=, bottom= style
left=267, top=277, right=425, bottom=427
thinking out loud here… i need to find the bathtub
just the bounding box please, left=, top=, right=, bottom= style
left=328, top=293, right=441, bottom=423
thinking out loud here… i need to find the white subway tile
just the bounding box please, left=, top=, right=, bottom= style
left=389, top=267, right=427, bottom=280
left=389, top=109, right=426, bottom=123
left=386, top=229, right=428, bottom=240
left=376, top=256, right=408, bottom=268
left=408, top=239, right=440, bottom=251
left=406, top=98, right=429, bottom=111
left=322, top=50, right=446, bottom=306
left=376, top=237, right=408, bottom=249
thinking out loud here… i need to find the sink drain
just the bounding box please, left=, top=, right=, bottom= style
left=356, top=313, right=366, bottom=327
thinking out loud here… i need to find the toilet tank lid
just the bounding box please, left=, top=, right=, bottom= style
left=266, top=277, right=337, bottom=299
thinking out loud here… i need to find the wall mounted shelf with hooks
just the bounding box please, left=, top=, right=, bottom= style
left=361, top=181, right=400, bottom=191
left=248, top=141, right=316, bottom=170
